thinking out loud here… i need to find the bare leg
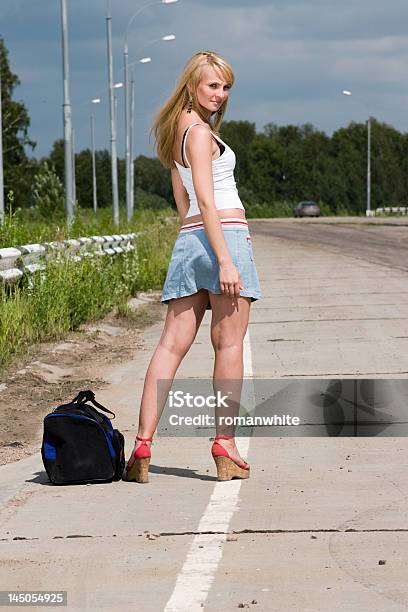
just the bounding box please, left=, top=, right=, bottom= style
left=209, top=292, right=251, bottom=465
left=127, top=289, right=209, bottom=463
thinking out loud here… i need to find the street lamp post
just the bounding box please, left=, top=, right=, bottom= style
left=123, top=40, right=131, bottom=223
left=113, top=84, right=123, bottom=194
left=129, top=70, right=135, bottom=217
left=78, top=87, right=119, bottom=216
left=106, top=0, right=120, bottom=227
left=91, top=98, right=100, bottom=213
left=123, top=0, right=178, bottom=222
left=90, top=113, right=97, bottom=213
left=342, top=89, right=372, bottom=217
left=128, top=57, right=151, bottom=217
left=367, top=115, right=371, bottom=217
left=60, top=0, right=74, bottom=225
left=71, top=127, right=76, bottom=207
left=127, top=36, right=175, bottom=218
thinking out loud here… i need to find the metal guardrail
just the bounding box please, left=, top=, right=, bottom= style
left=0, top=233, right=139, bottom=284
left=375, top=207, right=408, bottom=215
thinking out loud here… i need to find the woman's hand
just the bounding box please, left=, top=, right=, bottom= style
left=219, top=260, right=244, bottom=300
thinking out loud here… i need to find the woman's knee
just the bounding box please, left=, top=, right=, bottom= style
left=159, top=332, right=192, bottom=357
left=209, top=296, right=250, bottom=351
left=211, top=326, right=245, bottom=351
left=159, top=314, right=198, bottom=355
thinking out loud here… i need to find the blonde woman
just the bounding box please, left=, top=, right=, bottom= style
left=124, top=51, right=262, bottom=483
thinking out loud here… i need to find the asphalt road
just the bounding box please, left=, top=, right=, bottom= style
left=249, top=218, right=408, bottom=273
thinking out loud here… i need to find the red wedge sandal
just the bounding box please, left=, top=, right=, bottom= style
left=211, top=435, right=250, bottom=481
left=123, top=435, right=152, bottom=483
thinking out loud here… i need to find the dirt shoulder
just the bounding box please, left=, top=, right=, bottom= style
left=0, top=292, right=165, bottom=465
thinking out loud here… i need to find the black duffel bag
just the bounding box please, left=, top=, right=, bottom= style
left=41, top=390, right=125, bottom=485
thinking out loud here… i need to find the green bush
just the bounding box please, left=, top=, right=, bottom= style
left=31, top=161, right=65, bottom=220
left=134, top=187, right=172, bottom=211
left=244, top=200, right=295, bottom=218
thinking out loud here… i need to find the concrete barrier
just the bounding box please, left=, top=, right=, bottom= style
left=375, top=206, right=408, bottom=215
left=0, top=233, right=139, bottom=285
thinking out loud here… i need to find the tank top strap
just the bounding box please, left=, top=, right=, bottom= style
left=208, top=129, right=225, bottom=146
left=182, top=123, right=206, bottom=168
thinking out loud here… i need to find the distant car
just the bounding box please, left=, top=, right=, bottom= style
left=294, top=201, right=321, bottom=218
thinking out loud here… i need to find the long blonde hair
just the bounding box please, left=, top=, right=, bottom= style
left=150, top=51, right=235, bottom=169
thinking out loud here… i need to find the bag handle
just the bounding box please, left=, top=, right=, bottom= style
left=72, top=390, right=116, bottom=419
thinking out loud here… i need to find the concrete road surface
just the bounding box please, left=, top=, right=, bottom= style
left=1, top=217, right=408, bottom=611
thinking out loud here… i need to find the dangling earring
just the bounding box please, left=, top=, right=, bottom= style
left=217, top=107, right=223, bottom=116
left=187, top=95, right=193, bottom=113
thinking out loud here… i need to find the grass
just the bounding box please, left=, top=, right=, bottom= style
left=0, top=205, right=179, bottom=371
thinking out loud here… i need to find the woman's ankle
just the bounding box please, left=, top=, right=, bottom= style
left=136, top=432, right=154, bottom=440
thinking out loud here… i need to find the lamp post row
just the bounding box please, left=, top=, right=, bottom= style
left=58, top=0, right=178, bottom=228
left=0, top=1, right=178, bottom=226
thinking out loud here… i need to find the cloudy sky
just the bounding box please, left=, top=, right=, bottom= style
left=1, top=0, right=408, bottom=159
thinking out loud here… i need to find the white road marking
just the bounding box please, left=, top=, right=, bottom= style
left=164, top=327, right=254, bottom=611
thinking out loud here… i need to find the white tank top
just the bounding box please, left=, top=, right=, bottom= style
left=173, top=122, right=245, bottom=219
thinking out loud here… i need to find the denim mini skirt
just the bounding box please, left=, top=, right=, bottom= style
left=161, top=218, right=262, bottom=310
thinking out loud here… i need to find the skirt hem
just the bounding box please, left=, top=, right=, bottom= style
left=161, top=287, right=262, bottom=305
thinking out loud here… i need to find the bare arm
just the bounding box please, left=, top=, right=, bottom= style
left=186, top=125, right=232, bottom=265
left=186, top=125, right=243, bottom=298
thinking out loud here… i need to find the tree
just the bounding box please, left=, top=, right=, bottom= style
left=31, top=161, right=65, bottom=219
left=134, top=155, right=173, bottom=201
left=47, top=138, right=65, bottom=184
left=44, top=116, right=408, bottom=218
left=0, top=37, right=36, bottom=209
left=220, top=120, right=256, bottom=186
left=47, top=141, right=115, bottom=209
